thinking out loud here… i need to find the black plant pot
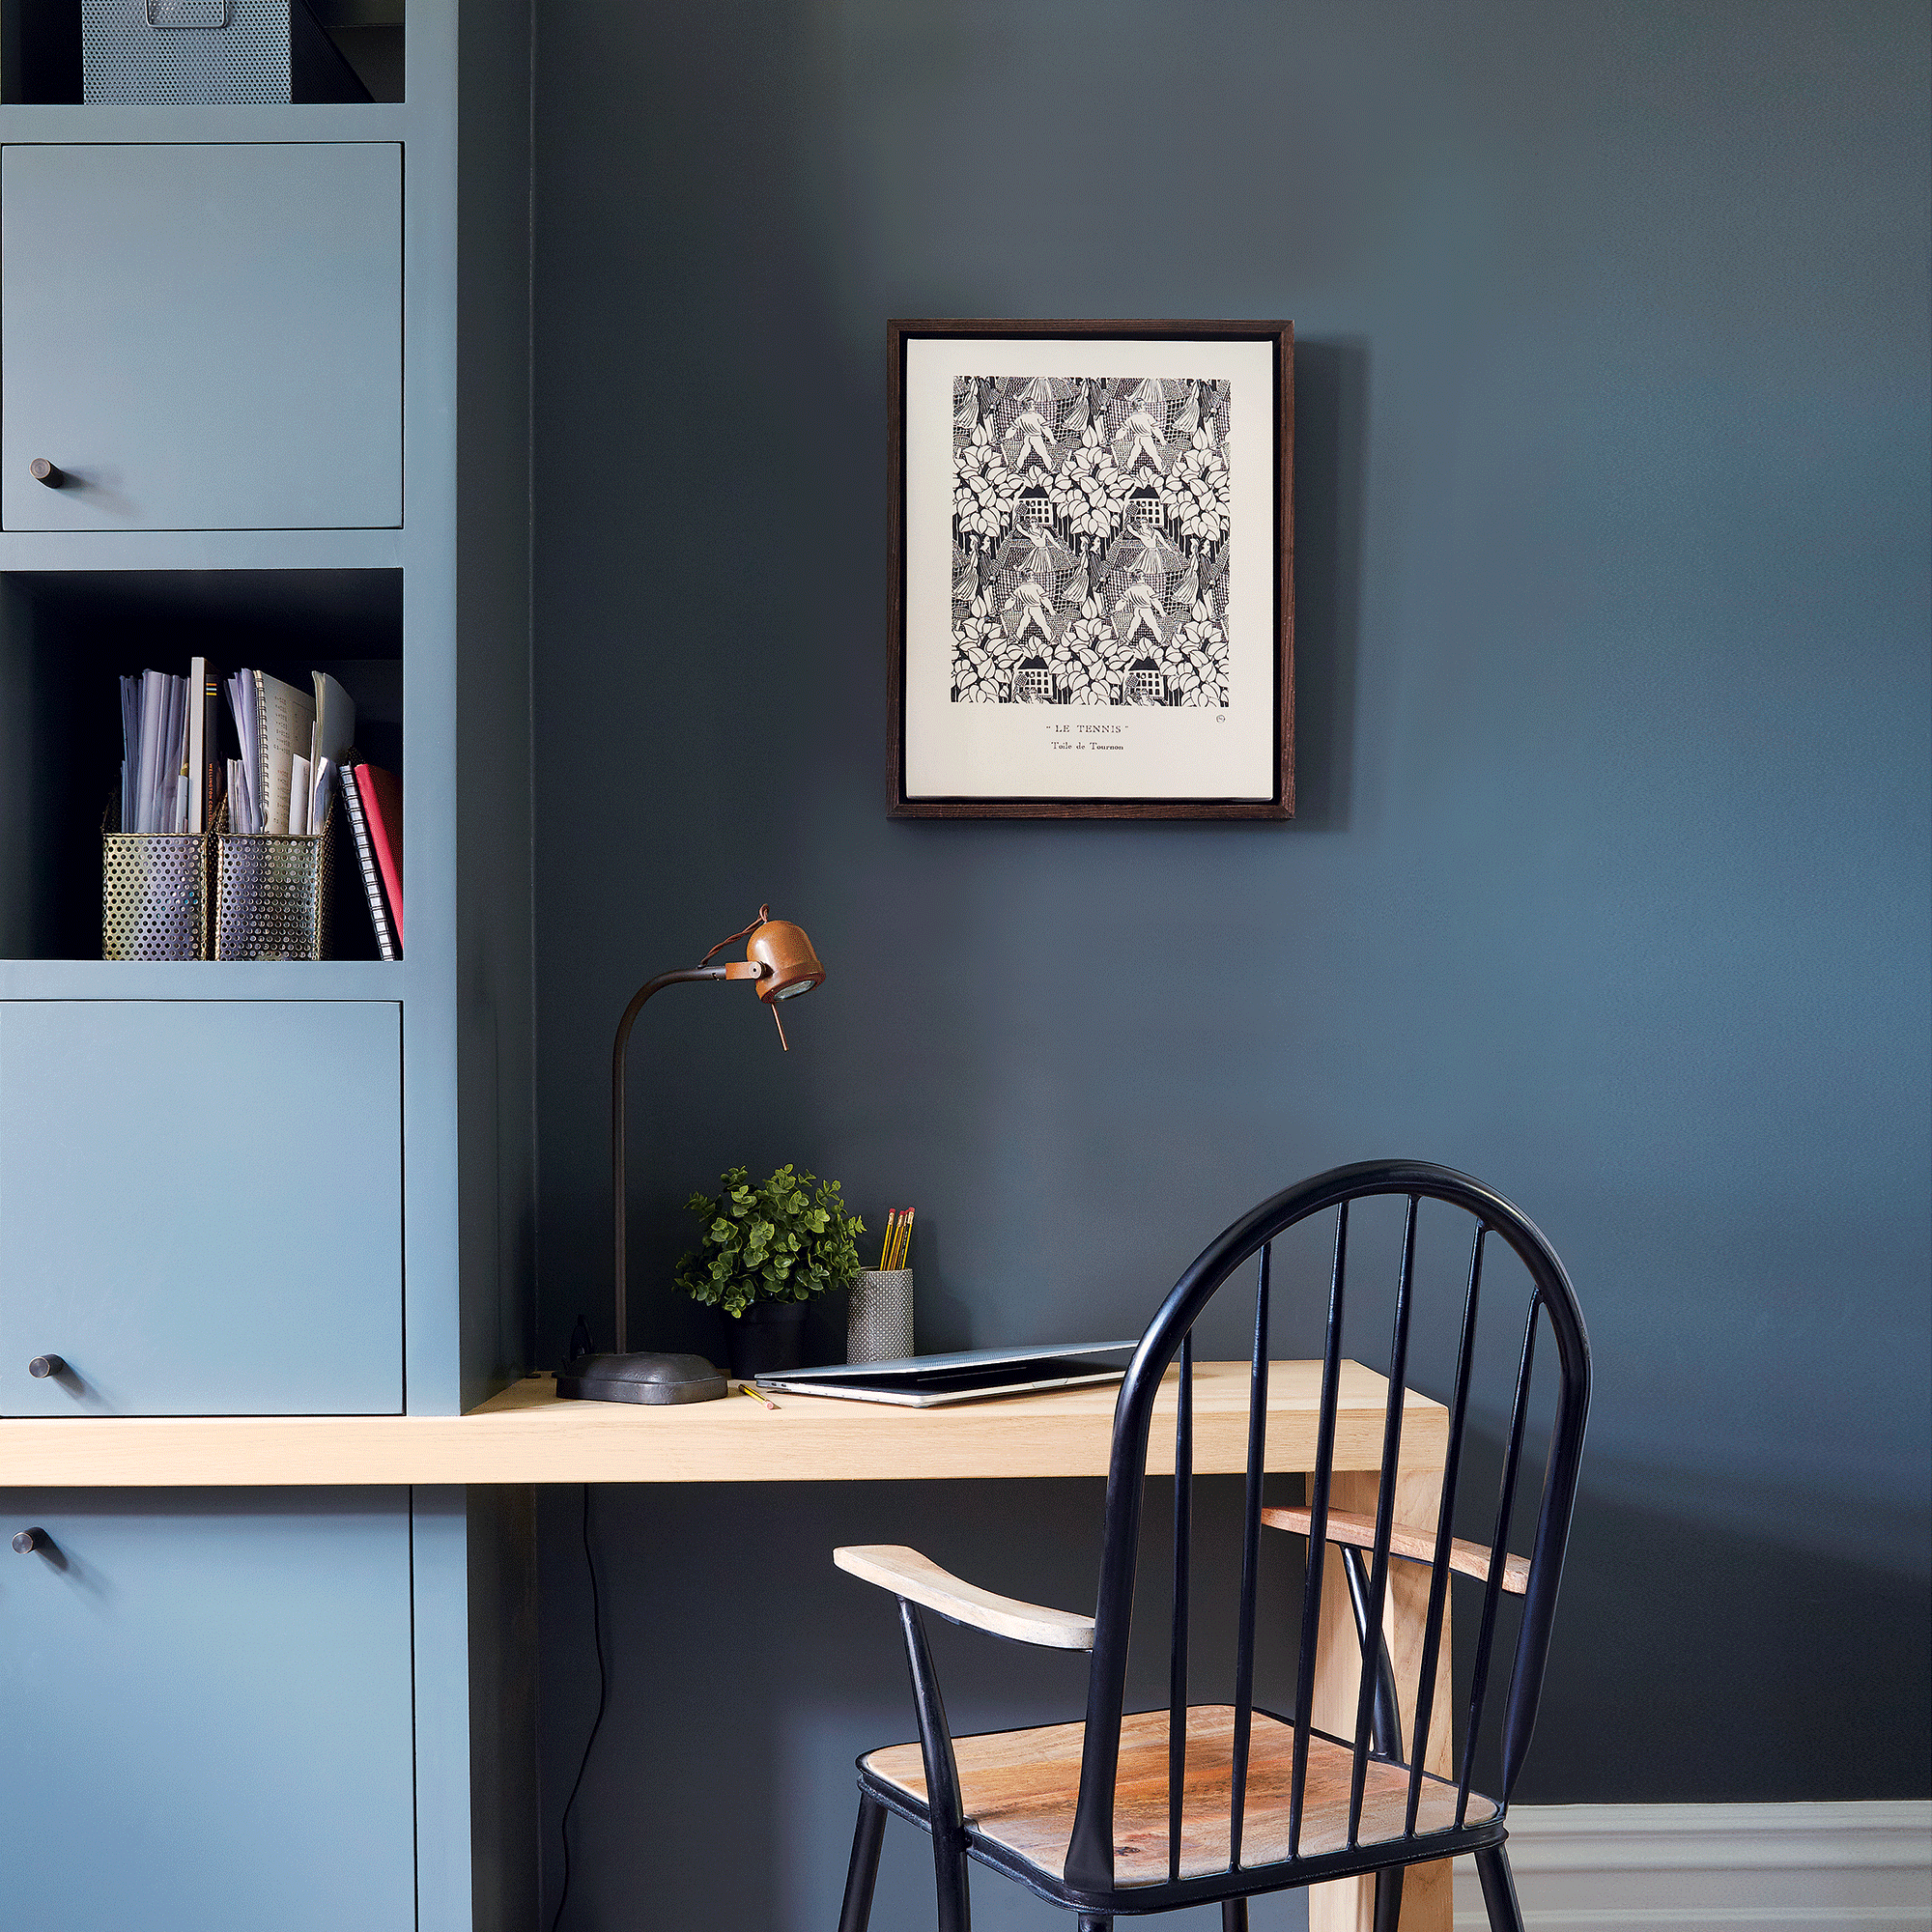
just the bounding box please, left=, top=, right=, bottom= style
left=726, top=1300, right=808, bottom=1379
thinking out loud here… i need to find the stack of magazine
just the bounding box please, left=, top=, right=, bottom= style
left=117, top=667, right=207, bottom=835
left=221, top=666, right=355, bottom=838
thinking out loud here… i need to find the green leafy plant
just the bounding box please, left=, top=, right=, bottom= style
left=673, top=1164, right=866, bottom=1320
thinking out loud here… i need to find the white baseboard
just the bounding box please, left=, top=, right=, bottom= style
left=1451, top=1802, right=1932, bottom=1931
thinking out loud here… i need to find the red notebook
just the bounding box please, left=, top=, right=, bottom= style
left=354, top=764, right=404, bottom=953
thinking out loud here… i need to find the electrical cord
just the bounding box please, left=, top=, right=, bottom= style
left=550, top=1482, right=609, bottom=1932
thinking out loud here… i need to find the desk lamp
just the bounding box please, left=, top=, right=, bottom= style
left=556, top=905, right=825, bottom=1406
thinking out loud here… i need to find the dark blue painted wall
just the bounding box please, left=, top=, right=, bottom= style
left=530, top=4, right=1931, bottom=1924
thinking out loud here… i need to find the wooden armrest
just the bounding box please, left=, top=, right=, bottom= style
left=834, top=1544, right=1096, bottom=1650
left=1260, top=1506, right=1530, bottom=1596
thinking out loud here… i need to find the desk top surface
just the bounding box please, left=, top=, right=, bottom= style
left=0, top=1360, right=1445, bottom=1488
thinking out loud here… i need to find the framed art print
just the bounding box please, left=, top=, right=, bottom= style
left=888, top=319, right=1293, bottom=820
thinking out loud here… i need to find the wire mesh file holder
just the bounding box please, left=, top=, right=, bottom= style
left=847, top=1270, right=914, bottom=1364
left=215, top=799, right=335, bottom=960
left=102, top=810, right=213, bottom=959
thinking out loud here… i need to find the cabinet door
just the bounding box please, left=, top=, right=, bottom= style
left=0, top=1489, right=415, bottom=1932
left=0, top=1002, right=402, bottom=1415
left=1, top=143, right=402, bottom=531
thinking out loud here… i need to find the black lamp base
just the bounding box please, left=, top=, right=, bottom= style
left=555, top=1350, right=729, bottom=1405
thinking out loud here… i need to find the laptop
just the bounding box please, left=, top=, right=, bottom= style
left=754, top=1340, right=1139, bottom=1407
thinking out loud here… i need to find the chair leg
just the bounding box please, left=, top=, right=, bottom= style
left=1474, top=1844, right=1526, bottom=1932
left=1373, top=1865, right=1405, bottom=1932
left=1222, top=1899, right=1250, bottom=1930
left=837, top=1794, right=886, bottom=1932
left=933, top=1838, right=971, bottom=1932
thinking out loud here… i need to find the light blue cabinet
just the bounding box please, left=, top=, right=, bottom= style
left=1, top=142, right=402, bottom=532
left=0, top=1002, right=403, bottom=1415
left=0, top=1488, right=416, bottom=1932
left=0, top=0, right=536, bottom=1916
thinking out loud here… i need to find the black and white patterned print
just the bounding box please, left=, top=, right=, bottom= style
left=951, top=376, right=1232, bottom=707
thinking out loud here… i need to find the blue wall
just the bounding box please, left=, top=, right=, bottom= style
left=531, top=4, right=1931, bottom=1924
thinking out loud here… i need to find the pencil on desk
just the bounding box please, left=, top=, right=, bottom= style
left=736, top=1381, right=777, bottom=1409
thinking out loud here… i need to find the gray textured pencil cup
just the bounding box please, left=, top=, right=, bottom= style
left=847, top=1269, right=914, bottom=1365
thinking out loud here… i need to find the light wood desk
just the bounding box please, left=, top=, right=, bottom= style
left=0, top=1360, right=1456, bottom=1930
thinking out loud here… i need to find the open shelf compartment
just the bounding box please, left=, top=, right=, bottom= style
left=0, top=566, right=403, bottom=961
left=2, top=0, right=403, bottom=104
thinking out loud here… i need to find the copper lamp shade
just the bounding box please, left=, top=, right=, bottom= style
left=748, top=916, right=825, bottom=1003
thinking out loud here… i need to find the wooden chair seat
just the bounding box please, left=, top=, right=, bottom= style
left=863, top=1703, right=1497, bottom=1889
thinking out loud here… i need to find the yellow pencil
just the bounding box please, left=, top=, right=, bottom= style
left=736, top=1381, right=777, bottom=1409
left=898, top=1207, right=915, bottom=1269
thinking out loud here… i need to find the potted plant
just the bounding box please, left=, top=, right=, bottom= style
left=674, top=1164, right=866, bottom=1378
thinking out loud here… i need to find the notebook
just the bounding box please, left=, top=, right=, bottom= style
left=340, top=763, right=398, bottom=961
left=754, top=1341, right=1138, bottom=1407
left=354, top=763, right=404, bottom=952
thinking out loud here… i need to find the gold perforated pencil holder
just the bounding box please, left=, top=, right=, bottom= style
left=102, top=819, right=213, bottom=960
left=215, top=801, right=335, bottom=960
left=846, top=1269, right=914, bottom=1365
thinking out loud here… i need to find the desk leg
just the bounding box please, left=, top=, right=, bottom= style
left=1306, top=1468, right=1454, bottom=1932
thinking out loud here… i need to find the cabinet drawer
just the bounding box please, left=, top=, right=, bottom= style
left=0, top=1489, right=415, bottom=1932
left=1, top=142, right=402, bottom=531
left=0, top=1002, right=402, bottom=1415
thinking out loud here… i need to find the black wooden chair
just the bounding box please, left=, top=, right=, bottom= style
left=829, top=1160, right=1590, bottom=1932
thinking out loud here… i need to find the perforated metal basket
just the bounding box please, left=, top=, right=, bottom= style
left=102, top=821, right=213, bottom=960
left=81, top=0, right=370, bottom=104
left=215, top=801, right=334, bottom=960
left=846, top=1270, right=914, bottom=1365
left=84, top=0, right=291, bottom=102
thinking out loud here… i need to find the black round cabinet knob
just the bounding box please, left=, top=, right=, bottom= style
left=12, top=1528, right=47, bottom=1555
left=27, top=1354, right=65, bottom=1378
left=28, top=458, right=65, bottom=488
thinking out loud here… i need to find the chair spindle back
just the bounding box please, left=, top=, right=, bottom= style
left=1063, top=1160, right=1590, bottom=1894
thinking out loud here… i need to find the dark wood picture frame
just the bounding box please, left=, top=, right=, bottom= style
left=888, top=319, right=1293, bottom=820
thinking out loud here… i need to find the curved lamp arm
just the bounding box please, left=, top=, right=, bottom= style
left=605, top=906, right=821, bottom=1359
left=611, top=963, right=746, bottom=1352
